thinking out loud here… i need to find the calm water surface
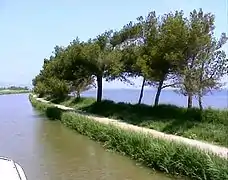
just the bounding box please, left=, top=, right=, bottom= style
left=0, top=94, right=178, bottom=180
left=82, top=89, right=228, bottom=109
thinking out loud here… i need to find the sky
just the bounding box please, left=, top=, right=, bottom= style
left=0, top=0, right=227, bottom=88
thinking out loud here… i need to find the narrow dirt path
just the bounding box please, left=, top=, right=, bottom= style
left=35, top=96, right=228, bottom=159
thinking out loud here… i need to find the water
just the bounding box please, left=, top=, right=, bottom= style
left=0, top=94, right=175, bottom=180
left=82, top=89, right=228, bottom=109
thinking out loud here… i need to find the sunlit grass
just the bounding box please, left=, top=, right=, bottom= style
left=48, top=96, right=228, bottom=147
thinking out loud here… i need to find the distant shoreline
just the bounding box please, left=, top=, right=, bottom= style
left=79, top=88, right=227, bottom=109
left=0, top=89, right=30, bottom=95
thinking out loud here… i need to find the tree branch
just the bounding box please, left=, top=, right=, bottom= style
left=162, top=82, right=180, bottom=89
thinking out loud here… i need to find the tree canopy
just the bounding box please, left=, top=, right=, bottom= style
left=33, top=8, right=227, bottom=109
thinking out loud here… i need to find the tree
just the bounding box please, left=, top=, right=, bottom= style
left=69, top=77, right=95, bottom=98
left=60, top=40, right=93, bottom=91
left=33, top=59, right=70, bottom=98
left=33, top=81, right=48, bottom=97
left=134, top=14, right=156, bottom=104
left=32, top=8, right=227, bottom=109
left=176, top=9, right=227, bottom=108
left=32, top=45, right=69, bottom=98
left=136, top=11, right=189, bottom=106
left=77, top=32, right=123, bottom=102
left=46, top=77, right=69, bottom=99
left=194, top=34, right=227, bottom=109
left=114, top=13, right=157, bottom=104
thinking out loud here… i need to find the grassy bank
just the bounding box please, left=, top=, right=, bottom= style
left=48, top=96, right=228, bottom=147
left=30, top=95, right=228, bottom=180
left=0, top=89, right=30, bottom=95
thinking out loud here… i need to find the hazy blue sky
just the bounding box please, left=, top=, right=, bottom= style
left=0, top=0, right=227, bottom=88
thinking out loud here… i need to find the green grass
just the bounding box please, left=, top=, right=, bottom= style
left=29, top=94, right=228, bottom=180
left=0, top=89, right=30, bottom=95
left=48, top=96, right=228, bottom=147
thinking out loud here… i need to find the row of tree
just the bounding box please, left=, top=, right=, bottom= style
left=33, top=9, right=228, bottom=109
left=0, top=86, right=29, bottom=91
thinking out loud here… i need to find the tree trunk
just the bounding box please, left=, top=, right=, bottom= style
left=76, top=91, right=80, bottom=99
left=96, top=75, right=103, bottom=102
left=198, top=62, right=204, bottom=111
left=138, top=77, right=146, bottom=104
left=187, top=94, right=193, bottom=108
left=154, top=79, right=164, bottom=106
left=198, top=94, right=203, bottom=110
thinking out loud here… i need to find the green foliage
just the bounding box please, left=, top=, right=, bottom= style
left=137, top=11, right=187, bottom=80
left=175, top=9, right=228, bottom=108
left=34, top=77, right=69, bottom=98
left=30, top=95, right=228, bottom=180
left=33, top=81, right=48, bottom=97
left=54, top=96, right=228, bottom=147
left=32, top=8, right=227, bottom=107
left=46, top=77, right=69, bottom=98
left=33, top=33, right=124, bottom=102
left=69, top=77, right=95, bottom=98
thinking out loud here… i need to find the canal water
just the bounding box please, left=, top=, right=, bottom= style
left=0, top=94, right=177, bottom=180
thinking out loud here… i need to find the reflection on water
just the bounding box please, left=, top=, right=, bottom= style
left=0, top=94, right=176, bottom=180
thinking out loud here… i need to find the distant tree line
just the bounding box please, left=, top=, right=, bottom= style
left=32, top=8, right=228, bottom=109
left=0, top=86, right=29, bottom=91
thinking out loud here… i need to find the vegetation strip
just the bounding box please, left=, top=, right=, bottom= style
left=30, top=95, right=228, bottom=180
left=0, top=90, right=30, bottom=95
left=51, top=96, right=228, bottom=148
left=34, top=95, right=228, bottom=159
left=0, top=86, right=30, bottom=95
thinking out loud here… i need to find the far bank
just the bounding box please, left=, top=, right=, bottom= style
left=0, top=89, right=30, bottom=95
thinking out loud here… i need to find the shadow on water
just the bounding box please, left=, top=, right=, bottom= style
left=35, top=113, right=176, bottom=180
left=45, top=107, right=63, bottom=120
left=0, top=94, right=178, bottom=180
left=34, top=99, right=177, bottom=180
